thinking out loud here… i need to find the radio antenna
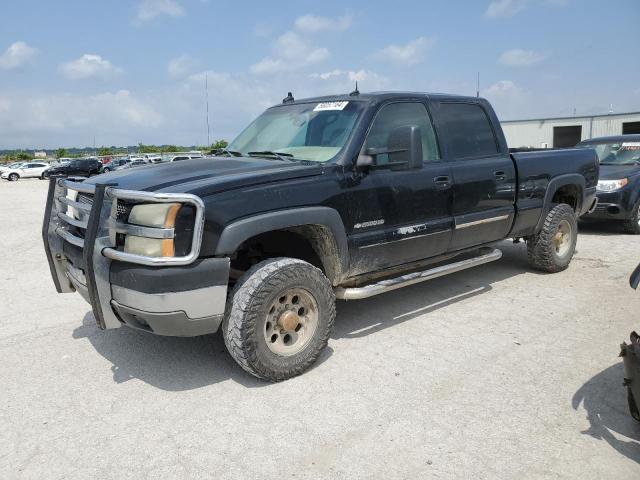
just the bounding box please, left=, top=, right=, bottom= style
left=205, top=73, right=211, bottom=147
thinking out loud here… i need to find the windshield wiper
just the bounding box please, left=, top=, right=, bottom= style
left=247, top=151, right=296, bottom=161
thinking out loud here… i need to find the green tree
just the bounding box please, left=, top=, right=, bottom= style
left=55, top=148, right=68, bottom=159
left=17, top=152, right=32, bottom=161
left=211, top=139, right=228, bottom=150
left=98, top=147, right=113, bottom=156
left=137, top=143, right=158, bottom=154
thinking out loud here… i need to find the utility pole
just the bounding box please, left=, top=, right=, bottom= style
left=476, top=72, right=480, bottom=98
left=205, top=73, right=211, bottom=148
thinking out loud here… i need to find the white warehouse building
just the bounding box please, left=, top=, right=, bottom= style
left=501, top=111, right=640, bottom=149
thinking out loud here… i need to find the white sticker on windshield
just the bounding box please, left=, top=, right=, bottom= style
left=622, top=142, right=640, bottom=148
left=314, top=101, right=349, bottom=112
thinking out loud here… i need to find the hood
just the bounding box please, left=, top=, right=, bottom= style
left=83, top=156, right=324, bottom=196
left=598, top=163, right=640, bottom=181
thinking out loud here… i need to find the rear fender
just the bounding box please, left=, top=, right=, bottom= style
left=535, top=174, right=585, bottom=232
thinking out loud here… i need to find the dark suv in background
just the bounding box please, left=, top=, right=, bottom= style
left=578, top=135, right=640, bottom=233
left=43, top=158, right=102, bottom=179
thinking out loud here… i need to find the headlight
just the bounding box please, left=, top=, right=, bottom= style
left=124, top=203, right=181, bottom=257
left=596, top=178, right=628, bottom=192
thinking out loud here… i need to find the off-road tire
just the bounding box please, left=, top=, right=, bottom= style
left=8, top=173, right=19, bottom=182
left=527, top=203, right=578, bottom=273
left=622, top=202, right=640, bottom=235
left=222, top=258, right=336, bottom=381
left=628, top=388, right=640, bottom=422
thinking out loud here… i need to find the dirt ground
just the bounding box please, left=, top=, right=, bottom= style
left=1, top=179, right=639, bottom=479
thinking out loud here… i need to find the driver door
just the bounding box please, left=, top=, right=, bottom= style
left=342, top=101, right=454, bottom=275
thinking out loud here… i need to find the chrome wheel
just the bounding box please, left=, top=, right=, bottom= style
left=264, top=288, right=319, bottom=356
left=553, top=219, right=572, bottom=257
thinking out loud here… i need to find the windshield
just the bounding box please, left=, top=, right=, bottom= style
left=228, top=101, right=364, bottom=163
left=583, top=142, right=640, bottom=165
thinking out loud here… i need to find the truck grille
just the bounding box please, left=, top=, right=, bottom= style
left=76, top=193, right=131, bottom=222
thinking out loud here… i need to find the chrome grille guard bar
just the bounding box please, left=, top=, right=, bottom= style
left=43, top=176, right=206, bottom=330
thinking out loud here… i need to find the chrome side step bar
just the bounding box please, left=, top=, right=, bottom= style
left=334, top=248, right=502, bottom=300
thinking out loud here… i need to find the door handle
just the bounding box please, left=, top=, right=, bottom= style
left=433, top=175, right=451, bottom=189
left=494, top=170, right=506, bottom=181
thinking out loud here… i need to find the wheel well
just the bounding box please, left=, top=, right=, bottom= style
left=552, top=184, right=580, bottom=212
left=230, top=226, right=342, bottom=285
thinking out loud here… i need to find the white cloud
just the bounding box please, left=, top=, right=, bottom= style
left=0, top=90, right=161, bottom=148
left=309, top=69, right=389, bottom=93
left=481, top=80, right=530, bottom=118
left=136, top=0, right=185, bottom=23
left=499, top=48, right=546, bottom=66
left=250, top=31, right=330, bottom=74
left=373, top=37, right=434, bottom=66
left=60, top=54, right=121, bottom=80
left=294, top=14, right=352, bottom=33
left=168, top=54, right=198, bottom=78
left=0, top=41, right=38, bottom=70
left=484, top=0, right=527, bottom=18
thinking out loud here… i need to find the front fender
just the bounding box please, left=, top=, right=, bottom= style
left=214, top=206, right=349, bottom=281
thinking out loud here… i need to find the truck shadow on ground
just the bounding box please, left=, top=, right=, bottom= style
left=572, top=363, right=640, bottom=464
left=72, top=240, right=533, bottom=391
left=334, top=240, right=532, bottom=339
left=579, top=220, right=629, bottom=236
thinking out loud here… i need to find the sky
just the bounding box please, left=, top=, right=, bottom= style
left=1, top=0, right=639, bottom=149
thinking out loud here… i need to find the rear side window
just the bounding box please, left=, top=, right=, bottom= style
left=439, top=103, right=498, bottom=159
left=365, top=102, right=440, bottom=164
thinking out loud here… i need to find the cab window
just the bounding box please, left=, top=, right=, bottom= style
left=365, top=102, right=440, bottom=165
left=438, top=103, right=498, bottom=159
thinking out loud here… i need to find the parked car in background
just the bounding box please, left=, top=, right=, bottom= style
left=1, top=162, right=50, bottom=181
left=0, top=162, right=26, bottom=174
left=42, top=158, right=102, bottom=178
left=101, top=158, right=130, bottom=172
left=578, top=135, right=640, bottom=233
left=117, top=158, right=147, bottom=170
left=169, top=153, right=204, bottom=162
left=143, top=153, right=162, bottom=164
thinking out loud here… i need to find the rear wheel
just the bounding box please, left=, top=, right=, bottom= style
left=622, top=202, right=640, bottom=235
left=222, top=258, right=335, bottom=381
left=8, top=173, right=19, bottom=182
left=527, top=203, right=578, bottom=273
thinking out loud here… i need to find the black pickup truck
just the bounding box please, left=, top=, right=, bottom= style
left=43, top=92, right=598, bottom=381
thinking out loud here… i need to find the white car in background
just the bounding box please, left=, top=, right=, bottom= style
left=1, top=162, right=50, bottom=181
left=0, top=162, right=26, bottom=174
left=169, top=153, right=203, bottom=162
left=143, top=153, right=163, bottom=163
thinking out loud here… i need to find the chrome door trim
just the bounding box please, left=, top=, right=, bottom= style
left=455, top=214, right=510, bottom=230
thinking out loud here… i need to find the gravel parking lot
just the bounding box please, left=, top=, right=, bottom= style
left=1, top=179, right=639, bottom=479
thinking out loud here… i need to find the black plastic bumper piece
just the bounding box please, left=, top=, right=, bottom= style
left=110, top=257, right=229, bottom=294
left=111, top=301, right=224, bottom=337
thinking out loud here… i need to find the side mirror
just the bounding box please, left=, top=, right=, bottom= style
left=357, top=125, right=423, bottom=170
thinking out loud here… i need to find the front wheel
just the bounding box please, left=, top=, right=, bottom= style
left=8, top=173, right=19, bottom=182
left=526, top=203, right=578, bottom=273
left=222, top=258, right=336, bottom=381
left=622, top=202, right=640, bottom=235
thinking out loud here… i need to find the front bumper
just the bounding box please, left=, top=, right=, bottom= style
left=583, top=189, right=634, bottom=220
left=43, top=177, right=229, bottom=337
